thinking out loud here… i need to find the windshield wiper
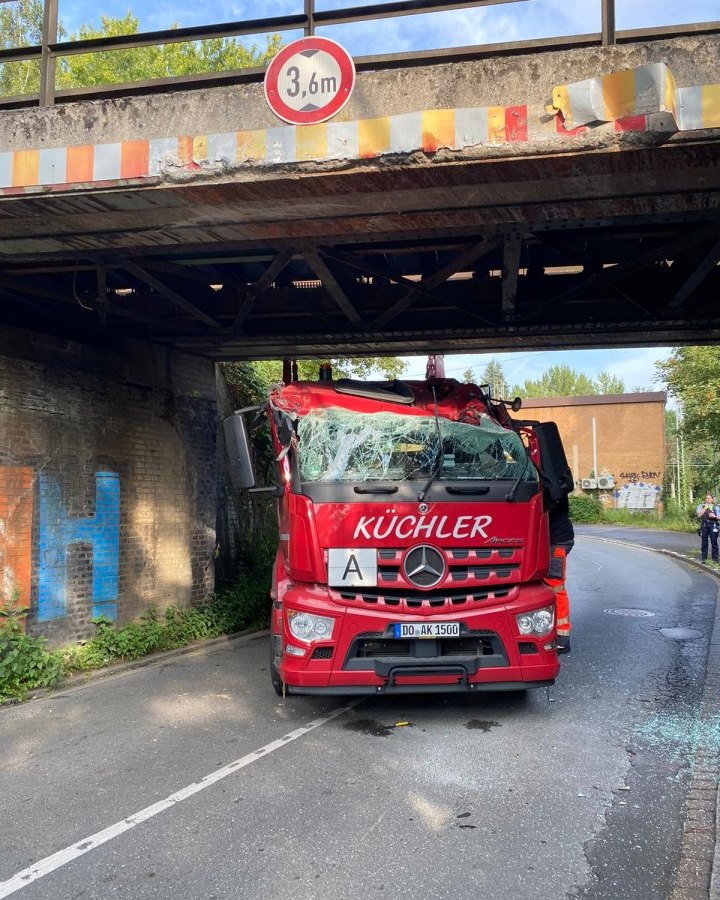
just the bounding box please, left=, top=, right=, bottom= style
left=418, top=388, right=443, bottom=502
left=353, top=484, right=398, bottom=494
left=505, top=457, right=533, bottom=502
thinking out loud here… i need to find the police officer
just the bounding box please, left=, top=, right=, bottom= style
left=697, top=492, right=720, bottom=564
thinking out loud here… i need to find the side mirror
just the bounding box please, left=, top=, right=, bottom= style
left=223, top=413, right=256, bottom=490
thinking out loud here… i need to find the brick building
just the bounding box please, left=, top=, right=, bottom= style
left=519, top=393, right=667, bottom=509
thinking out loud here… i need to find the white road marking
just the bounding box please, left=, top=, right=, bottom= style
left=0, top=702, right=358, bottom=898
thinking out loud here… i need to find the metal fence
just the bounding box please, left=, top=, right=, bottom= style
left=0, top=0, right=717, bottom=108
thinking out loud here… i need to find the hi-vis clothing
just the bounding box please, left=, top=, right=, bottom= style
left=545, top=544, right=571, bottom=638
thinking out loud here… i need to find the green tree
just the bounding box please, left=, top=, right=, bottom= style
left=479, top=359, right=508, bottom=398
left=513, top=364, right=597, bottom=398
left=462, top=367, right=475, bottom=384
left=223, top=356, right=407, bottom=401
left=1, top=3, right=280, bottom=97
left=0, top=0, right=45, bottom=97
left=57, top=13, right=281, bottom=89
left=656, top=346, right=720, bottom=493
left=595, top=371, right=625, bottom=394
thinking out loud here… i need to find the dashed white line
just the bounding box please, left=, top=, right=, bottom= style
left=0, top=702, right=358, bottom=898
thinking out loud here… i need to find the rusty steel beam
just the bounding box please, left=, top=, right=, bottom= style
left=528, top=226, right=720, bottom=320
left=320, top=246, right=449, bottom=302
left=232, top=247, right=294, bottom=330
left=305, top=0, right=315, bottom=35
left=303, top=248, right=362, bottom=324
left=669, top=237, right=720, bottom=308
left=501, top=237, right=522, bottom=317
left=602, top=0, right=616, bottom=46
left=122, top=261, right=222, bottom=328
left=39, top=0, right=58, bottom=107
left=372, top=238, right=500, bottom=330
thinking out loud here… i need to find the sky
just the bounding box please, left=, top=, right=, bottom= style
left=399, top=346, right=669, bottom=396
left=52, top=0, right=716, bottom=393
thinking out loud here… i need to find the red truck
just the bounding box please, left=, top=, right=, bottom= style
left=224, top=368, right=573, bottom=696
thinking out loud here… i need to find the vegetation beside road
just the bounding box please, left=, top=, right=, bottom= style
left=0, top=569, right=270, bottom=704
left=569, top=493, right=696, bottom=532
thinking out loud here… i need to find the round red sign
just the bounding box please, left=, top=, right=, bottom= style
left=264, top=37, right=356, bottom=126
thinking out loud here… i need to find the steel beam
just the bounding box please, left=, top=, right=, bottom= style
left=232, top=248, right=294, bottom=330
left=303, top=249, right=362, bottom=324
left=501, top=237, right=522, bottom=317
left=122, top=262, right=222, bottom=328
left=39, top=0, right=58, bottom=107
left=372, top=238, right=499, bottom=330
left=601, top=0, right=616, bottom=46
left=669, top=237, right=720, bottom=308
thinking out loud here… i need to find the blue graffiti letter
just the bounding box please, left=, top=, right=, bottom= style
left=38, top=471, right=120, bottom=621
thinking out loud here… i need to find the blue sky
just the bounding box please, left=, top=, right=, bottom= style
left=400, top=346, right=669, bottom=395
left=58, top=0, right=719, bottom=50
left=54, top=0, right=714, bottom=393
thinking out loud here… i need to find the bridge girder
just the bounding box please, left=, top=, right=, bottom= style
left=0, top=133, right=718, bottom=359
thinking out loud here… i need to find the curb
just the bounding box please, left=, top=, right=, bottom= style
left=3, top=628, right=269, bottom=706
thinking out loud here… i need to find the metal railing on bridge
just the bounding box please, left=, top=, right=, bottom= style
left=0, top=0, right=718, bottom=108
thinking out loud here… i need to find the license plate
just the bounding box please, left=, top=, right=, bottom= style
left=393, top=622, right=460, bottom=639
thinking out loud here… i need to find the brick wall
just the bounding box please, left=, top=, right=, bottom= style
left=520, top=393, right=666, bottom=508
left=0, top=325, right=219, bottom=646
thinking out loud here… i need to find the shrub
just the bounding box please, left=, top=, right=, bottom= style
left=569, top=493, right=604, bottom=523
left=63, top=570, right=271, bottom=675
left=0, top=620, right=64, bottom=701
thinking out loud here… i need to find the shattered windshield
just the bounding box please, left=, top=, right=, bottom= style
left=296, top=408, right=537, bottom=484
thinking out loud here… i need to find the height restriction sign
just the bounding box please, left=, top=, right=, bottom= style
left=264, top=37, right=355, bottom=126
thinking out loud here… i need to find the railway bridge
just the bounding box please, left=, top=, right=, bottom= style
left=0, top=1, right=718, bottom=640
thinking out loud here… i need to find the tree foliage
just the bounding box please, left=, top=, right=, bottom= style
left=656, top=346, right=720, bottom=491
left=512, top=364, right=625, bottom=398
left=1, top=3, right=281, bottom=97
left=223, top=356, right=407, bottom=403
left=479, top=359, right=508, bottom=398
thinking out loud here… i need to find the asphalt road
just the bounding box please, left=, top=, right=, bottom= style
left=2, top=535, right=718, bottom=900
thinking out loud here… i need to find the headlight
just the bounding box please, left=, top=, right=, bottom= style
left=288, top=611, right=335, bottom=643
left=516, top=606, right=554, bottom=637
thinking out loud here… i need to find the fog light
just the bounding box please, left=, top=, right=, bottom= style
left=288, top=610, right=335, bottom=643
left=516, top=605, right=555, bottom=637
left=285, top=644, right=305, bottom=657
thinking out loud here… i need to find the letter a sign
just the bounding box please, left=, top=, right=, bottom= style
left=327, top=548, right=377, bottom=587
left=264, top=37, right=355, bottom=125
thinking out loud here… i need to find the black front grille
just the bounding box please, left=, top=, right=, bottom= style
left=354, top=635, right=498, bottom=659
left=310, top=646, right=333, bottom=660
left=338, top=586, right=512, bottom=610
left=518, top=642, right=538, bottom=655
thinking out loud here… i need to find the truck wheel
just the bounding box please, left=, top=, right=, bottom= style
left=270, top=633, right=284, bottom=697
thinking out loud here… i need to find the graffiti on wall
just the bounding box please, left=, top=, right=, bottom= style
left=38, top=471, right=121, bottom=622
left=0, top=467, right=34, bottom=611
left=0, top=466, right=121, bottom=621
left=616, top=481, right=661, bottom=510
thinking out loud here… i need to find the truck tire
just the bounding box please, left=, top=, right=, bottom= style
left=270, top=633, right=284, bottom=697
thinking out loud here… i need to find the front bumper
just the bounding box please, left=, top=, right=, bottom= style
left=275, top=581, right=560, bottom=694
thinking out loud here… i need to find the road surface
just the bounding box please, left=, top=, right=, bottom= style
left=2, top=535, right=718, bottom=899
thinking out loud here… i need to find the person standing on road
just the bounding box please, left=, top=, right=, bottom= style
left=696, top=492, right=720, bottom=564
left=545, top=493, right=575, bottom=654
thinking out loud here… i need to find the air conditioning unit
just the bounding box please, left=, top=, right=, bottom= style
left=581, top=478, right=598, bottom=490
left=598, top=476, right=615, bottom=489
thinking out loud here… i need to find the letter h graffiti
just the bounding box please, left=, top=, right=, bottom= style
left=38, top=471, right=120, bottom=622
